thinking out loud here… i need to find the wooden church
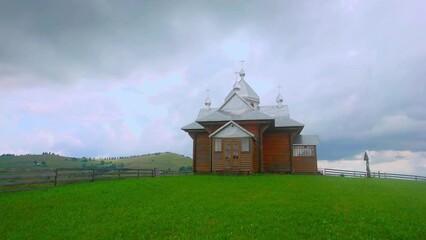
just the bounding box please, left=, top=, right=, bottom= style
left=182, top=67, right=319, bottom=174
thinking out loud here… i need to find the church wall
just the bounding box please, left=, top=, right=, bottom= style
left=262, top=130, right=292, bottom=172
left=293, top=156, right=318, bottom=173
left=194, top=132, right=211, bottom=173
left=239, top=122, right=260, bottom=172
left=212, top=145, right=223, bottom=171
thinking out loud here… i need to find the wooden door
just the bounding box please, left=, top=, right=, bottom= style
left=224, top=141, right=240, bottom=170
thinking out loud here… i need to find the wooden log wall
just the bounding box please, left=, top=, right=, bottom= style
left=239, top=122, right=260, bottom=173
left=262, top=130, right=292, bottom=173
left=194, top=132, right=211, bottom=173
left=293, top=156, right=318, bottom=173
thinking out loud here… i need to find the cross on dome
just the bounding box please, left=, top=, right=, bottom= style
left=224, top=61, right=260, bottom=107
left=239, top=60, right=246, bottom=80
left=233, top=71, right=240, bottom=90
left=276, top=85, right=284, bottom=107
left=205, top=89, right=211, bottom=109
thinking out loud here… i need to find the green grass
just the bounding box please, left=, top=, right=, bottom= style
left=0, top=175, right=425, bottom=239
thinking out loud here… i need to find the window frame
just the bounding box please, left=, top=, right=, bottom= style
left=293, top=145, right=316, bottom=157
left=214, top=139, right=222, bottom=152
left=241, top=138, right=250, bottom=153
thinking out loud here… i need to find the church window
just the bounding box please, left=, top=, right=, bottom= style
left=293, top=145, right=316, bottom=157
left=241, top=138, right=250, bottom=152
left=214, top=139, right=222, bottom=152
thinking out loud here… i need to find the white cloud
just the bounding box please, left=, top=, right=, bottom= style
left=319, top=150, right=426, bottom=176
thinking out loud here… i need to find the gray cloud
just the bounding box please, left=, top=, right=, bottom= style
left=0, top=0, right=425, bottom=165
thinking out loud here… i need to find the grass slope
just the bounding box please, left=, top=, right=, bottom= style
left=108, top=152, right=192, bottom=170
left=0, top=175, right=425, bottom=239
left=0, top=152, right=192, bottom=171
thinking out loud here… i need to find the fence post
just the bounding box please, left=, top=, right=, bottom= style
left=378, top=171, right=381, bottom=178
left=415, top=176, right=418, bottom=181
left=54, top=169, right=58, bottom=186
left=118, top=169, right=121, bottom=179
left=137, top=169, right=140, bottom=178
left=91, top=169, right=95, bottom=182
left=353, top=171, right=356, bottom=178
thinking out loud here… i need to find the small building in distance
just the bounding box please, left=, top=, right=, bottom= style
left=182, top=67, right=319, bottom=174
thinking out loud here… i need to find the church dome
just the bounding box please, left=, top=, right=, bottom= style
left=205, top=97, right=211, bottom=109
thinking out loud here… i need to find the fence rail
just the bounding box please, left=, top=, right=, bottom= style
left=0, top=168, right=192, bottom=192
left=321, top=168, right=426, bottom=181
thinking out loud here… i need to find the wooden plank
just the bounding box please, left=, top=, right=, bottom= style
left=0, top=173, right=56, bottom=179
left=0, top=168, right=56, bottom=172
left=58, top=172, right=92, bottom=178
left=57, top=177, right=92, bottom=183
left=195, top=132, right=211, bottom=172
left=0, top=179, right=55, bottom=187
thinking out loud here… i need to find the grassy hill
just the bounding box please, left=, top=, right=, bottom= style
left=107, top=152, right=192, bottom=171
left=0, top=152, right=192, bottom=171
left=0, top=175, right=425, bottom=239
left=0, top=154, right=88, bottom=169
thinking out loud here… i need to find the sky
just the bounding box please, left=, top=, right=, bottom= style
left=1, top=0, right=425, bottom=175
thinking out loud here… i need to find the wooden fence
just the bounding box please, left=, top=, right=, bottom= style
left=322, top=168, right=426, bottom=181
left=0, top=168, right=192, bottom=193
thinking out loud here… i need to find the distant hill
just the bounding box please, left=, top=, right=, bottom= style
left=0, top=152, right=192, bottom=171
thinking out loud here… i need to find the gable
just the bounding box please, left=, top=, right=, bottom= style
left=219, top=93, right=254, bottom=115
left=209, top=121, right=254, bottom=139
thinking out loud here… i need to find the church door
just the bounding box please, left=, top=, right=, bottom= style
left=224, top=140, right=240, bottom=170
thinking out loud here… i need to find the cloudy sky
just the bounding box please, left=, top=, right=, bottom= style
left=1, top=0, right=425, bottom=175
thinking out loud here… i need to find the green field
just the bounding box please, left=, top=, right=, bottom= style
left=0, top=152, right=192, bottom=171
left=0, top=175, right=425, bottom=239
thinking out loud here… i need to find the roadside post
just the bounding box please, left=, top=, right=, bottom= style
left=364, top=151, right=371, bottom=178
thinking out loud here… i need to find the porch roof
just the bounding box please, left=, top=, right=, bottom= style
left=209, top=121, right=254, bottom=139
left=293, top=135, right=320, bottom=145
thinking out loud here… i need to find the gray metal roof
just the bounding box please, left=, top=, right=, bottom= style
left=259, top=105, right=290, bottom=118
left=197, top=108, right=274, bottom=122
left=219, top=92, right=254, bottom=114
left=181, top=121, right=204, bottom=130
left=225, top=79, right=260, bottom=104
left=275, top=116, right=304, bottom=128
left=196, top=108, right=218, bottom=121
left=182, top=72, right=307, bottom=131
left=209, top=121, right=254, bottom=138
left=293, top=135, right=320, bottom=145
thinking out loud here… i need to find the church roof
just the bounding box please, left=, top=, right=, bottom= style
left=220, top=92, right=255, bottom=115
left=196, top=108, right=274, bottom=122
left=293, top=135, right=320, bottom=145
left=225, top=79, right=260, bottom=104
left=181, top=121, right=204, bottom=130
left=182, top=66, right=305, bottom=130
left=209, top=121, right=255, bottom=138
